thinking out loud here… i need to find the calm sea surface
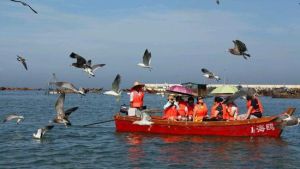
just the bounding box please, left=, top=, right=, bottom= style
left=0, top=91, right=300, bottom=169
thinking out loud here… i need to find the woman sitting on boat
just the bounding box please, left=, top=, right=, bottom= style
left=186, top=96, right=195, bottom=121
left=163, top=95, right=178, bottom=121
left=225, top=100, right=238, bottom=121
left=210, top=97, right=227, bottom=121
left=245, top=95, right=264, bottom=119
left=175, top=96, right=188, bottom=121
left=193, top=96, right=208, bottom=122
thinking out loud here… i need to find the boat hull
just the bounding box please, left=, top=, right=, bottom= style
left=114, top=115, right=283, bottom=137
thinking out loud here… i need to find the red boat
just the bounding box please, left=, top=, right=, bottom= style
left=114, top=107, right=296, bottom=138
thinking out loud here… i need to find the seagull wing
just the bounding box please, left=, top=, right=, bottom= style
left=235, top=40, right=247, bottom=52
left=112, top=74, right=121, bottom=92
left=52, top=82, right=79, bottom=92
left=10, top=0, right=38, bottom=14
left=143, top=49, right=151, bottom=66
left=42, top=124, right=54, bottom=131
left=70, top=52, right=87, bottom=66
left=223, top=89, right=248, bottom=104
left=87, top=60, right=92, bottom=67
left=91, top=64, right=106, bottom=71
left=55, top=93, right=65, bottom=117
left=3, top=114, right=19, bottom=123
left=201, top=68, right=213, bottom=76
left=64, top=107, right=79, bottom=118
left=22, top=60, right=28, bottom=70
left=24, top=3, right=38, bottom=14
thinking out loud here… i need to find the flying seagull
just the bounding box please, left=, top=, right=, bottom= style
left=70, top=52, right=105, bottom=77
left=17, top=55, right=28, bottom=70
left=49, top=81, right=85, bottom=95
left=201, top=68, right=220, bottom=81
left=229, top=40, right=251, bottom=59
left=137, top=49, right=152, bottom=71
left=33, top=124, right=54, bottom=139
left=279, top=114, right=300, bottom=127
left=3, top=114, right=24, bottom=124
left=223, top=89, right=248, bottom=104
left=103, top=74, right=122, bottom=99
left=53, top=93, right=78, bottom=126
left=10, top=0, right=38, bottom=14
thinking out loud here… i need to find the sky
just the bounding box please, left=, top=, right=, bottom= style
left=0, top=0, right=299, bottom=88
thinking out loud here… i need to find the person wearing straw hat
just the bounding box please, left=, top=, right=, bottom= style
left=130, top=81, right=145, bottom=109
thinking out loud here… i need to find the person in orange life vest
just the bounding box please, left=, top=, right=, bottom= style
left=210, top=97, right=226, bottom=120
left=244, top=95, right=263, bottom=119
left=130, top=81, right=145, bottom=109
left=193, top=96, right=208, bottom=122
left=225, top=100, right=238, bottom=121
left=163, top=95, right=178, bottom=121
left=175, top=96, right=188, bottom=121
left=186, top=96, right=195, bottom=121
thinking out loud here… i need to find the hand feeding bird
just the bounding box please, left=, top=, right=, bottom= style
left=3, top=114, right=24, bottom=124
left=49, top=81, right=85, bottom=95
left=32, top=124, right=54, bottom=139
left=201, top=68, right=221, bottom=81
left=103, top=74, right=122, bottom=100
left=17, top=55, right=28, bottom=70
left=137, top=49, right=152, bottom=71
left=70, top=52, right=105, bottom=77
left=10, top=0, right=38, bottom=14
left=53, top=93, right=78, bottom=126
left=229, top=40, right=251, bottom=59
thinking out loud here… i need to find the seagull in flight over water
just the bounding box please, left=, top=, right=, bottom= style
left=70, top=52, right=105, bottom=77
left=3, top=114, right=24, bottom=124
left=33, top=124, right=54, bottom=139
left=53, top=93, right=78, bottom=126
left=17, top=55, right=28, bottom=70
left=49, top=81, right=85, bottom=95
left=104, top=74, right=122, bottom=100
left=201, top=68, right=221, bottom=81
left=10, top=0, right=38, bottom=14
left=137, top=49, right=152, bottom=71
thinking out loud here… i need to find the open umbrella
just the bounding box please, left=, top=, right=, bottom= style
left=210, top=85, right=238, bottom=96
left=166, top=85, right=194, bottom=96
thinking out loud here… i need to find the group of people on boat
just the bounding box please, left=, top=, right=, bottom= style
left=128, top=82, right=264, bottom=122
left=163, top=94, right=264, bottom=122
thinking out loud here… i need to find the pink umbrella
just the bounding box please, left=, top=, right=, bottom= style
left=167, top=85, right=194, bottom=96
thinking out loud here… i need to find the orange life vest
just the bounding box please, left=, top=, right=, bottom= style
left=187, top=104, right=195, bottom=116
left=247, top=97, right=263, bottom=114
left=177, top=101, right=187, bottom=116
left=130, top=90, right=144, bottom=108
left=226, top=103, right=238, bottom=120
left=211, top=103, right=226, bottom=119
left=163, top=106, right=178, bottom=119
left=194, top=103, right=208, bottom=118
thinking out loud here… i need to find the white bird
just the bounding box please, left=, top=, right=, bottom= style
left=201, top=68, right=220, bottom=81
left=53, top=93, right=79, bottom=126
left=33, top=124, right=54, bottom=139
left=104, top=74, right=122, bottom=100
left=137, top=49, right=152, bottom=71
left=70, top=52, right=105, bottom=77
left=280, top=114, right=300, bottom=127
left=17, top=55, right=28, bottom=70
left=49, top=81, right=85, bottom=95
left=133, top=111, right=153, bottom=125
left=3, top=114, right=24, bottom=124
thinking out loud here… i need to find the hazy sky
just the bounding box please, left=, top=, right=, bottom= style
left=0, top=0, right=299, bottom=88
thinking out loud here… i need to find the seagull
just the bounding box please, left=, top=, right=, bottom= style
left=280, top=114, right=300, bottom=127
left=201, top=68, right=220, bottom=81
left=70, top=52, right=105, bottom=77
left=3, top=114, right=24, bottom=124
left=17, top=55, right=28, bottom=70
left=33, top=124, right=54, bottom=139
left=103, top=74, right=122, bottom=99
left=53, top=93, right=78, bottom=126
left=133, top=111, right=153, bottom=125
left=223, top=89, right=248, bottom=104
left=229, top=40, right=251, bottom=59
left=137, top=49, right=152, bottom=71
left=10, top=0, right=38, bottom=14
left=49, top=81, right=85, bottom=95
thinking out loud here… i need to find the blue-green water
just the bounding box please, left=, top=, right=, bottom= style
left=0, top=91, right=300, bottom=168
